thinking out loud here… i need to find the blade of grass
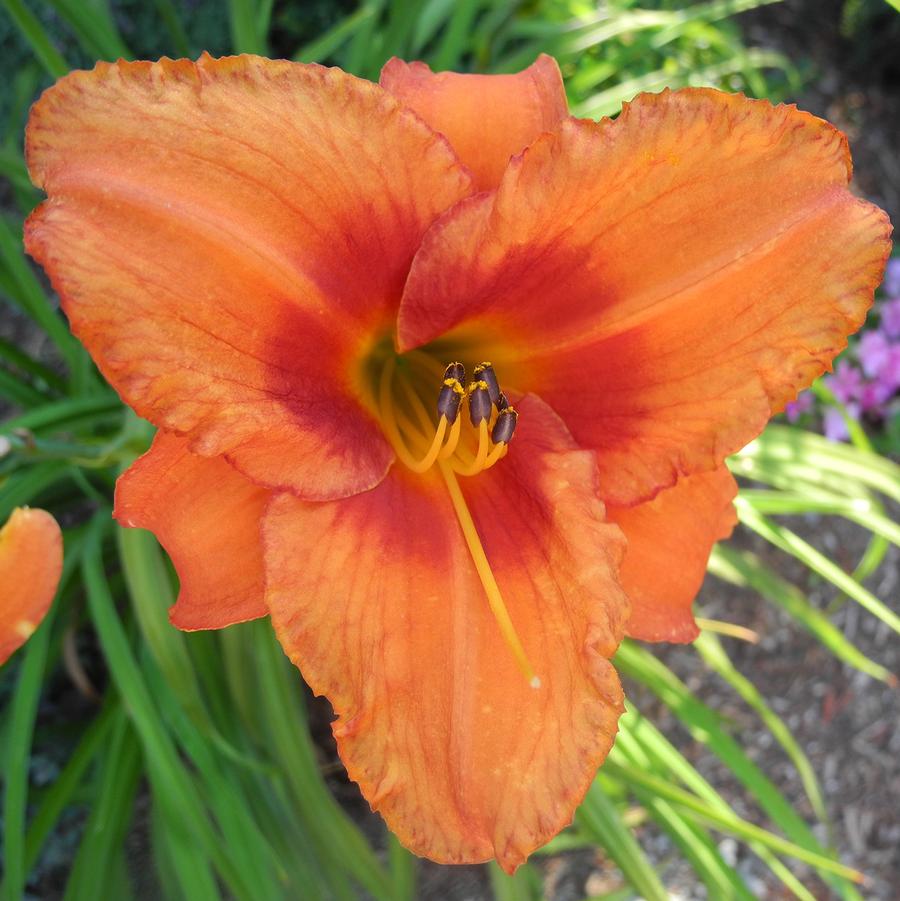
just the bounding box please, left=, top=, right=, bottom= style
left=0, top=461, right=70, bottom=520
left=694, top=632, right=828, bottom=824
left=410, top=0, right=457, bottom=54
left=0, top=0, right=69, bottom=78
left=615, top=641, right=862, bottom=898
left=0, top=608, right=57, bottom=901
left=24, top=698, right=117, bottom=872
left=0, top=366, right=53, bottom=407
left=41, top=0, right=130, bottom=60
left=138, top=660, right=288, bottom=900
left=153, top=0, right=191, bottom=56
left=620, top=709, right=849, bottom=901
left=82, top=513, right=258, bottom=900
left=0, top=335, right=66, bottom=391
left=344, top=0, right=386, bottom=77
left=228, top=0, right=267, bottom=55
left=708, top=545, right=895, bottom=684
left=738, top=504, right=900, bottom=635
left=63, top=709, right=142, bottom=901
left=0, top=147, right=37, bottom=196
left=576, top=782, right=668, bottom=901
left=149, top=796, right=220, bottom=901
left=0, top=528, right=84, bottom=901
left=741, top=425, right=900, bottom=504
left=431, top=0, right=481, bottom=71
left=293, top=3, right=379, bottom=63
left=603, top=759, right=862, bottom=884
left=488, top=861, right=542, bottom=901
left=0, top=216, right=85, bottom=378
left=388, top=833, right=417, bottom=901
left=609, top=721, right=757, bottom=900
left=243, top=622, right=397, bottom=900
left=738, top=490, right=900, bottom=548
left=2, top=393, right=121, bottom=434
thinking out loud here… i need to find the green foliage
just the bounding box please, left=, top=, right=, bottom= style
left=0, top=1, right=896, bottom=898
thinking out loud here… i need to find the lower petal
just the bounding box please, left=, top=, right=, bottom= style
left=608, top=467, right=738, bottom=642
left=0, top=508, right=62, bottom=665
left=114, top=432, right=269, bottom=630
left=263, top=396, right=628, bottom=870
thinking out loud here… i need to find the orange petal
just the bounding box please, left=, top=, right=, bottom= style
left=399, top=89, right=892, bottom=506
left=114, top=431, right=269, bottom=630
left=0, top=508, right=62, bottom=665
left=380, top=55, right=567, bottom=191
left=264, top=396, right=628, bottom=870
left=607, top=466, right=738, bottom=643
left=26, top=55, right=473, bottom=500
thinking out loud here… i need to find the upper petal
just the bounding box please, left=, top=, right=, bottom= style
left=114, top=431, right=269, bottom=630
left=398, top=89, right=892, bottom=505
left=380, top=55, right=567, bottom=192
left=0, top=508, right=62, bottom=665
left=608, top=466, right=738, bottom=643
left=26, top=55, right=473, bottom=500
left=263, top=396, right=628, bottom=870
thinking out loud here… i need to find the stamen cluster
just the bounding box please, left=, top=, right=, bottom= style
left=379, top=355, right=518, bottom=477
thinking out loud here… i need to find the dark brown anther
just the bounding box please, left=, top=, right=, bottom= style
left=495, top=392, right=509, bottom=412
left=444, top=361, right=466, bottom=384
left=473, top=362, right=501, bottom=405
left=468, top=380, right=493, bottom=426
left=491, top=407, right=518, bottom=444
left=437, top=378, right=465, bottom=424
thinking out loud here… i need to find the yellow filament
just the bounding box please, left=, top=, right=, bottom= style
left=407, top=417, right=447, bottom=473
left=695, top=617, right=760, bottom=644
left=379, top=358, right=448, bottom=472
left=453, top=420, right=489, bottom=476
left=438, top=460, right=540, bottom=688
left=483, top=442, right=508, bottom=470
left=439, top=415, right=462, bottom=459
left=398, top=374, right=470, bottom=465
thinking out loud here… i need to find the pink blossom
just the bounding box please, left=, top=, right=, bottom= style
left=883, top=258, right=900, bottom=298
left=858, top=331, right=892, bottom=379
left=823, top=404, right=859, bottom=442
left=785, top=391, right=815, bottom=422
left=823, top=360, right=865, bottom=403
left=859, top=380, right=892, bottom=413
left=882, top=298, right=900, bottom=339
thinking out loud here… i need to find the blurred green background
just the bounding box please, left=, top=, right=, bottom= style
left=1, top=1, right=898, bottom=899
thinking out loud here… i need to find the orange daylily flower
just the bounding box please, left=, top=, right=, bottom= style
left=0, top=507, right=62, bottom=665
left=24, top=53, right=890, bottom=870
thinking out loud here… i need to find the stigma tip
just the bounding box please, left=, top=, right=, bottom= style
left=530, top=676, right=542, bottom=690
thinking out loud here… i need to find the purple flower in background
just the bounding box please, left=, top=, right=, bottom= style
left=859, top=380, right=892, bottom=413
left=785, top=391, right=814, bottom=422
left=882, top=298, right=900, bottom=339
left=883, top=258, right=900, bottom=298
left=859, top=330, right=892, bottom=378
left=823, top=404, right=859, bottom=442
left=823, top=360, right=864, bottom=404
left=879, top=345, right=900, bottom=393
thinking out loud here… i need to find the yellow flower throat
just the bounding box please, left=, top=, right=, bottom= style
left=375, top=350, right=539, bottom=689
